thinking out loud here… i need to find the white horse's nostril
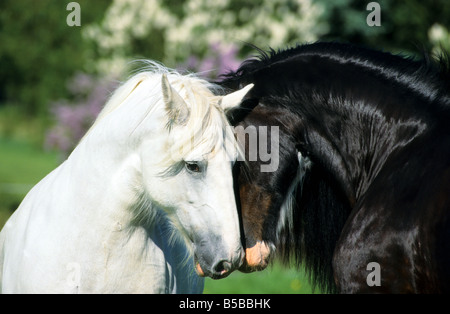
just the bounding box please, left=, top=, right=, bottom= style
left=213, top=260, right=232, bottom=276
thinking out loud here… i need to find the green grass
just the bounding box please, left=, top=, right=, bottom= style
left=204, top=263, right=318, bottom=294
left=0, top=137, right=59, bottom=183
left=0, top=105, right=50, bottom=146
left=0, top=137, right=60, bottom=227
left=0, top=136, right=319, bottom=293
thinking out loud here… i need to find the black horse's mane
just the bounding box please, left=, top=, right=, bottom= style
left=221, top=42, right=450, bottom=294
left=223, top=42, right=450, bottom=110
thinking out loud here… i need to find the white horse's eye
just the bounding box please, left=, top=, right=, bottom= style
left=185, top=161, right=201, bottom=173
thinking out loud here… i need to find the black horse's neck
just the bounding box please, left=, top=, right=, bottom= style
left=288, top=78, right=431, bottom=205
left=224, top=42, right=449, bottom=205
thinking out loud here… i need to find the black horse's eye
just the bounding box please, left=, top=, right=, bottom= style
left=185, top=162, right=201, bottom=173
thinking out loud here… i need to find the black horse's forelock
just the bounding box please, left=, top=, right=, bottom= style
left=223, top=41, right=450, bottom=293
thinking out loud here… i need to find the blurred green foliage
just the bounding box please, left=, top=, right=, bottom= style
left=0, top=137, right=59, bottom=227
left=0, top=0, right=110, bottom=116
left=317, top=0, right=450, bottom=54
left=1, top=0, right=449, bottom=118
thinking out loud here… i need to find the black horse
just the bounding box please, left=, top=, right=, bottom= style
left=220, top=42, right=450, bottom=293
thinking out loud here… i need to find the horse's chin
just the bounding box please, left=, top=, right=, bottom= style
left=239, top=241, right=271, bottom=273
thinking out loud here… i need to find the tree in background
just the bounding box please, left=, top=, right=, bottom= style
left=84, top=0, right=327, bottom=76
left=317, top=0, right=450, bottom=55
left=0, top=0, right=110, bottom=115
left=1, top=0, right=449, bottom=152
left=44, top=0, right=328, bottom=155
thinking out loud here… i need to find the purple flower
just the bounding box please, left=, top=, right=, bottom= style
left=178, top=42, right=242, bottom=78
left=45, top=73, right=117, bottom=157
left=218, top=44, right=241, bottom=74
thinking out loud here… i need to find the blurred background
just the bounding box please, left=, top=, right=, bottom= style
left=0, top=0, right=449, bottom=293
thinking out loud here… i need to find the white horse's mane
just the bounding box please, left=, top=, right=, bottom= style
left=84, top=61, right=237, bottom=167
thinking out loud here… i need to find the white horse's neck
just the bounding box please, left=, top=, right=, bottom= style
left=65, top=77, right=166, bottom=225
left=67, top=137, right=144, bottom=225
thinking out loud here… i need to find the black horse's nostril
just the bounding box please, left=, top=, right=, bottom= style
left=213, top=260, right=232, bottom=276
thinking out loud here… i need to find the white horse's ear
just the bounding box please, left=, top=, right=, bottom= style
left=161, top=74, right=190, bottom=127
left=219, top=83, right=254, bottom=111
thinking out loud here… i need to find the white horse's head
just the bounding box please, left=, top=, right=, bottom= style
left=120, top=68, right=253, bottom=279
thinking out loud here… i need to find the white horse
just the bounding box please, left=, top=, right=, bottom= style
left=0, top=63, right=253, bottom=293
